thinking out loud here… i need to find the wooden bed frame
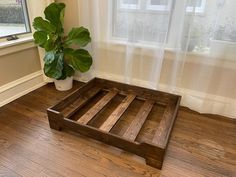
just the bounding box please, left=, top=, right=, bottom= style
left=47, top=78, right=181, bottom=169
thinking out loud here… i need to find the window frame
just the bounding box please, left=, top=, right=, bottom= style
left=118, top=0, right=141, bottom=10
left=146, top=0, right=172, bottom=11
left=112, top=0, right=174, bottom=44
left=0, top=0, right=32, bottom=39
left=186, top=0, right=206, bottom=14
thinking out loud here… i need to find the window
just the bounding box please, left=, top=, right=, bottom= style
left=186, top=0, right=206, bottom=13
left=146, top=0, right=172, bottom=11
left=112, top=0, right=236, bottom=54
left=0, top=0, right=31, bottom=38
left=119, top=0, right=140, bottom=9
left=113, top=0, right=172, bottom=43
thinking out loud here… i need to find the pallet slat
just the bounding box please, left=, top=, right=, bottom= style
left=152, top=101, right=177, bottom=147
left=52, top=78, right=96, bottom=111
left=99, top=94, right=136, bottom=132
left=61, top=86, right=101, bottom=118
left=123, top=100, right=155, bottom=141
left=77, top=90, right=118, bottom=124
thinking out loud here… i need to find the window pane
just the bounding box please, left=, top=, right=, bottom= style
left=0, top=0, right=31, bottom=38
left=182, top=0, right=236, bottom=53
left=150, top=0, right=168, bottom=6
left=119, top=0, right=140, bottom=9
left=113, top=1, right=171, bottom=43
left=186, top=0, right=205, bottom=13
left=187, top=0, right=202, bottom=7
left=122, top=0, right=138, bottom=5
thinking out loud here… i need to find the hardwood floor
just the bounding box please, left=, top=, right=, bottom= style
left=0, top=82, right=235, bottom=177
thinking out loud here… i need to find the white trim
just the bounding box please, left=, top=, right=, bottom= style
left=95, top=41, right=236, bottom=69
left=0, top=36, right=35, bottom=57
left=186, top=0, right=206, bottom=14
left=94, top=71, right=236, bottom=119
left=119, top=0, right=141, bottom=10
left=146, top=0, right=172, bottom=11
left=0, top=71, right=46, bottom=107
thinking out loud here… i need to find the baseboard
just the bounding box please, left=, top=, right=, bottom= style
left=94, top=71, right=236, bottom=119
left=0, top=71, right=46, bottom=107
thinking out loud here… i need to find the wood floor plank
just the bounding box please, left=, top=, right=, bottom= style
left=0, top=117, right=155, bottom=177
left=61, top=86, right=101, bottom=118
left=77, top=90, right=118, bottom=124
left=99, top=94, right=136, bottom=132
left=0, top=165, right=22, bottom=177
left=123, top=100, right=155, bottom=141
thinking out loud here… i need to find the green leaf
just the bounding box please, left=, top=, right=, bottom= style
left=33, top=31, right=47, bottom=46
left=60, top=8, right=65, bottom=26
left=44, top=51, right=55, bottom=63
left=33, top=17, right=56, bottom=33
left=58, top=63, right=75, bottom=80
left=64, top=63, right=75, bottom=77
left=33, top=32, right=58, bottom=51
left=65, top=27, right=91, bottom=47
left=44, top=52, right=63, bottom=79
left=44, top=3, right=65, bottom=33
left=44, top=39, right=55, bottom=52
left=64, top=48, right=92, bottom=72
left=58, top=72, right=67, bottom=80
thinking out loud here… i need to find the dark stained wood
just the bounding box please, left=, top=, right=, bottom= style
left=77, top=90, right=118, bottom=124
left=94, top=78, right=177, bottom=104
left=99, top=94, right=136, bottom=132
left=0, top=82, right=236, bottom=176
left=103, top=88, right=166, bottom=107
left=123, top=100, right=155, bottom=141
left=61, top=86, right=101, bottom=118
left=46, top=78, right=181, bottom=169
left=51, top=79, right=98, bottom=111
left=152, top=99, right=180, bottom=148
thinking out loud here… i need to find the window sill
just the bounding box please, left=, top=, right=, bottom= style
left=99, top=39, right=236, bottom=69
left=0, top=36, right=36, bottom=57
left=107, top=38, right=163, bottom=50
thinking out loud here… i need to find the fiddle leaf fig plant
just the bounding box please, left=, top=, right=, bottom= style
left=33, top=2, right=92, bottom=80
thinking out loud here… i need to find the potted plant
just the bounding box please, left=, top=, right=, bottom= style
left=33, top=2, right=92, bottom=91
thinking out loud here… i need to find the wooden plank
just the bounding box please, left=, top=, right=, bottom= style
left=102, top=88, right=166, bottom=106
left=77, top=90, right=119, bottom=124
left=95, top=78, right=176, bottom=104
left=99, top=94, right=136, bottom=132
left=152, top=100, right=177, bottom=147
left=52, top=78, right=96, bottom=110
left=61, top=86, right=101, bottom=118
left=123, top=100, right=155, bottom=141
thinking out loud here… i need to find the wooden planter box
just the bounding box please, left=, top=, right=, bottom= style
left=47, top=78, right=181, bottom=169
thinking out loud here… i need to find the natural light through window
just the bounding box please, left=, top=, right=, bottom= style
left=113, top=0, right=236, bottom=53
left=113, top=0, right=172, bottom=43
left=0, top=0, right=31, bottom=38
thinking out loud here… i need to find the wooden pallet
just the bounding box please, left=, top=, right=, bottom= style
left=47, top=78, right=181, bottom=169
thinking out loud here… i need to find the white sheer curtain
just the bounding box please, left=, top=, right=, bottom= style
left=28, top=0, right=54, bottom=82
left=78, top=0, right=236, bottom=118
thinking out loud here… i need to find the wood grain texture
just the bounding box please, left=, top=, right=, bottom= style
left=61, top=86, right=101, bottom=118
left=47, top=78, right=180, bottom=169
left=99, top=94, right=136, bottom=132
left=77, top=90, right=118, bottom=124
left=123, top=100, right=155, bottom=141
left=0, top=82, right=236, bottom=177
left=152, top=100, right=180, bottom=148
